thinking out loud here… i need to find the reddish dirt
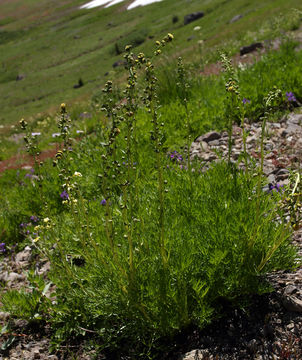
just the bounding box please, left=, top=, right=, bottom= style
left=0, top=146, right=60, bottom=174
left=201, top=50, right=263, bottom=76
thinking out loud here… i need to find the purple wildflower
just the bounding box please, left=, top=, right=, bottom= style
left=60, top=190, right=69, bottom=200
left=30, top=215, right=39, bottom=223
left=242, top=98, right=251, bottom=105
left=169, top=151, right=183, bottom=163
left=269, top=183, right=284, bottom=192
left=20, top=222, right=28, bottom=229
left=101, top=199, right=107, bottom=206
left=286, top=92, right=297, bottom=102
left=25, top=168, right=34, bottom=178
left=0, top=243, right=6, bottom=253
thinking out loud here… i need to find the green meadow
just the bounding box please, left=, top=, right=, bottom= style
left=0, top=0, right=301, bottom=158
left=0, top=0, right=302, bottom=358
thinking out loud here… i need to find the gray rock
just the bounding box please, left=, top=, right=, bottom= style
left=264, top=142, right=274, bottom=151
left=229, top=14, right=243, bottom=24
left=208, top=139, right=220, bottom=146
left=287, top=322, right=295, bottom=331
left=287, top=113, right=302, bottom=125
left=247, top=339, right=258, bottom=353
left=15, top=246, right=32, bottom=263
left=275, top=168, right=289, bottom=176
left=202, top=153, right=217, bottom=161
left=247, top=135, right=257, bottom=144
left=262, top=185, right=271, bottom=193
left=33, top=349, right=41, bottom=359
left=195, top=131, right=221, bottom=143
left=199, top=141, right=209, bottom=152
left=180, top=349, right=206, bottom=360
left=282, top=286, right=302, bottom=312
left=233, top=151, right=241, bottom=160
left=280, top=128, right=288, bottom=137
left=187, top=35, right=196, bottom=42
left=0, top=311, right=10, bottom=321
left=190, top=141, right=209, bottom=156
left=112, top=60, right=126, bottom=68
left=0, top=271, right=24, bottom=283
left=16, top=74, right=26, bottom=81
left=184, top=12, right=204, bottom=26
left=240, top=42, right=263, bottom=56
left=9, top=133, right=26, bottom=144
left=287, top=124, right=301, bottom=134
left=284, top=284, right=298, bottom=296
left=36, top=261, right=51, bottom=276
left=267, top=174, right=275, bottom=183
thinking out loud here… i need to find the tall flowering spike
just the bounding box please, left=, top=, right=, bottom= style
left=125, top=44, right=132, bottom=52
left=19, top=118, right=28, bottom=130
left=166, top=33, right=174, bottom=42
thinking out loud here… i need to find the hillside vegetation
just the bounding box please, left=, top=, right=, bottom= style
left=0, top=1, right=302, bottom=358
left=0, top=0, right=301, bottom=159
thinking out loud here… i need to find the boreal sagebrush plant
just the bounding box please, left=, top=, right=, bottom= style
left=1, top=270, right=52, bottom=322
left=221, top=53, right=248, bottom=169
left=177, top=56, right=193, bottom=186
left=2, top=35, right=299, bottom=359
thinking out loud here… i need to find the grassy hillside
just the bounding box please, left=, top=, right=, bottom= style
left=0, top=0, right=301, bottom=131
left=1, top=1, right=302, bottom=358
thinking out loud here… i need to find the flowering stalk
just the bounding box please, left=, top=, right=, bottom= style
left=177, top=57, right=192, bottom=188
left=100, top=80, right=123, bottom=256
left=119, top=45, right=141, bottom=280
left=142, top=34, right=173, bottom=329
left=258, top=88, right=282, bottom=194
left=20, top=118, right=44, bottom=202
left=254, top=87, right=282, bottom=228
left=221, top=54, right=241, bottom=163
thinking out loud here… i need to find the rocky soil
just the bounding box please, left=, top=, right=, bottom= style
left=1, top=112, right=302, bottom=359
left=177, top=111, right=302, bottom=360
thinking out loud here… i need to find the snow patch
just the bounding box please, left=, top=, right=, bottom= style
left=127, top=0, right=163, bottom=10
left=80, top=0, right=163, bottom=10
left=80, top=0, right=111, bottom=9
